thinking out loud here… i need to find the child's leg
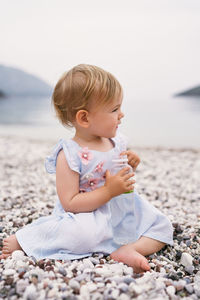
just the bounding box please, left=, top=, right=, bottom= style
left=110, top=236, right=165, bottom=273
left=0, top=235, right=22, bottom=259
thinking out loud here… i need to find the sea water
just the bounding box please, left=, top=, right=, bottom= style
left=0, top=94, right=200, bottom=148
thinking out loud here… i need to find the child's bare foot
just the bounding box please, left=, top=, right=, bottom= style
left=0, top=235, right=22, bottom=259
left=110, top=244, right=150, bottom=273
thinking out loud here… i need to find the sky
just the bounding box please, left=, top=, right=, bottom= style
left=1, top=0, right=200, bottom=96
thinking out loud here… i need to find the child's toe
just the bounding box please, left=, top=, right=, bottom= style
left=141, top=260, right=150, bottom=271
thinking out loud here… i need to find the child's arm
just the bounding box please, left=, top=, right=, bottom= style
left=56, top=150, right=135, bottom=213
left=120, top=150, right=140, bottom=171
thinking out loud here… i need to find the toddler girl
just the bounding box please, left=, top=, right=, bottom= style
left=0, top=64, right=173, bottom=273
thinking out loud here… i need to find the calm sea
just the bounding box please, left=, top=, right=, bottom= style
left=0, top=94, right=200, bottom=148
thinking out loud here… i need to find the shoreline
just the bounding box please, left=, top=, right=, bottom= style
left=1, top=133, right=200, bottom=152
left=0, top=135, right=200, bottom=299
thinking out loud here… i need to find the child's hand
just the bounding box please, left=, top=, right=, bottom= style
left=120, top=150, right=140, bottom=171
left=104, top=168, right=135, bottom=198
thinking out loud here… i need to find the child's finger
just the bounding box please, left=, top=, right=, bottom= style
left=124, top=172, right=135, bottom=181
left=105, top=170, right=111, bottom=178
left=126, top=180, right=135, bottom=186
left=126, top=181, right=134, bottom=189
left=130, top=158, right=139, bottom=168
left=117, top=167, right=130, bottom=176
left=120, top=151, right=128, bottom=156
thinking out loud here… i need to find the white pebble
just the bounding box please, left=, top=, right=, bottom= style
left=86, top=282, right=97, bottom=292
left=80, top=285, right=90, bottom=300
left=23, top=284, right=37, bottom=300
left=16, top=279, right=29, bottom=294
left=129, top=283, right=143, bottom=294
left=119, top=293, right=130, bottom=300
left=111, top=289, right=120, bottom=298
left=11, top=250, right=25, bottom=260
left=166, top=285, right=176, bottom=297
left=69, top=279, right=80, bottom=290
left=3, top=269, right=16, bottom=276
left=180, top=252, right=193, bottom=268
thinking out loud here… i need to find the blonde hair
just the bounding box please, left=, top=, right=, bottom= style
left=52, top=64, right=122, bottom=127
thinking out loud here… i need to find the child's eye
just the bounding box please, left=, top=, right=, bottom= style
left=112, top=108, right=118, bottom=112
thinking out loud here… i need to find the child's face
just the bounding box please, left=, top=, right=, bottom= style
left=88, top=94, right=124, bottom=138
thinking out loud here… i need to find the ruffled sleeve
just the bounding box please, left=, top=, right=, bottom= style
left=45, top=139, right=81, bottom=174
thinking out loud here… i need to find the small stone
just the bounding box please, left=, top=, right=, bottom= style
left=185, top=284, right=194, bottom=294
left=58, top=267, right=67, bottom=276
left=4, top=277, right=14, bottom=285
left=193, top=259, right=199, bottom=266
left=183, top=235, right=190, bottom=240
left=184, top=277, right=192, bottom=284
left=111, top=289, right=119, bottom=298
left=123, top=276, right=135, bottom=285
left=167, top=272, right=179, bottom=281
left=195, top=288, right=200, bottom=298
left=185, top=265, right=194, bottom=275
left=177, top=271, right=184, bottom=278
left=166, top=285, right=176, bottom=297
left=90, top=292, right=103, bottom=300
left=86, top=282, right=97, bottom=292
left=118, top=282, right=129, bottom=292
left=80, top=285, right=90, bottom=300
left=186, top=240, right=191, bottom=247
left=18, top=270, right=26, bottom=279
left=99, top=259, right=105, bottom=264
left=118, top=293, right=130, bottom=300
left=3, top=269, right=15, bottom=276
left=176, top=235, right=183, bottom=242
left=175, top=250, right=182, bottom=260
left=129, top=282, right=143, bottom=294
left=31, top=275, right=38, bottom=285
left=175, top=224, right=183, bottom=233
left=24, top=284, right=37, bottom=300
left=180, top=252, right=193, bottom=268
left=89, top=257, right=99, bottom=265
left=69, top=279, right=80, bottom=290
left=16, top=279, right=29, bottom=294
left=11, top=250, right=25, bottom=260
left=48, top=288, right=57, bottom=298
left=37, top=260, right=45, bottom=269
left=175, top=284, right=184, bottom=292
left=45, top=265, right=54, bottom=272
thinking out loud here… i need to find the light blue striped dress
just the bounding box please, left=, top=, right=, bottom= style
left=16, top=133, right=173, bottom=260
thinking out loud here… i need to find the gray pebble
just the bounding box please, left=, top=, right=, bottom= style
left=185, top=265, right=195, bottom=275
left=69, top=279, right=80, bottom=290
left=185, top=284, right=194, bottom=294
left=58, top=267, right=67, bottom=276
left=118, top=282, right=129, bottom=292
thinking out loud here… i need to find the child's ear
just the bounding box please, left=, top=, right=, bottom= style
left=76, top=110, right=89, bottom=128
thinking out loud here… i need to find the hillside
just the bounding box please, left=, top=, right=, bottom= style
left=0, top=65, right=52, bottom=97
left=176, top=85, right=200, bottom=97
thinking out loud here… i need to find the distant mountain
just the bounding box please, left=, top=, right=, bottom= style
left=175, top=85, right=200, bottom=97
left=0, top=65, right=53, bottom=97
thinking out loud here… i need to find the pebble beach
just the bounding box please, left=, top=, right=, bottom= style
left=0, top=135, right=200, bottom=300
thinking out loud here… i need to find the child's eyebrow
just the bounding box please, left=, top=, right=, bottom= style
left=112, top=104, right=120, bottom=109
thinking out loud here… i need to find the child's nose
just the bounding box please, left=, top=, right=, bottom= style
left=119, top=111, right=124, bottom=119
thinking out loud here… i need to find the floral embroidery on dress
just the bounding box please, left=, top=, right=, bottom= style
left=78, top=147, right=93, bottom=165
left=81, top=173, right=94, bottom=181
left=94, top=161, right=105, bottom=173
left=82, top=178, right=100, bottom=191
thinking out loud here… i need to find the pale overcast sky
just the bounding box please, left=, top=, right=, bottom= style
left=1, top=0, right=200, bottom=95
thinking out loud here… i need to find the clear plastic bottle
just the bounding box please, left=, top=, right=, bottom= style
left=112, top=155, right=134, bottom=193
